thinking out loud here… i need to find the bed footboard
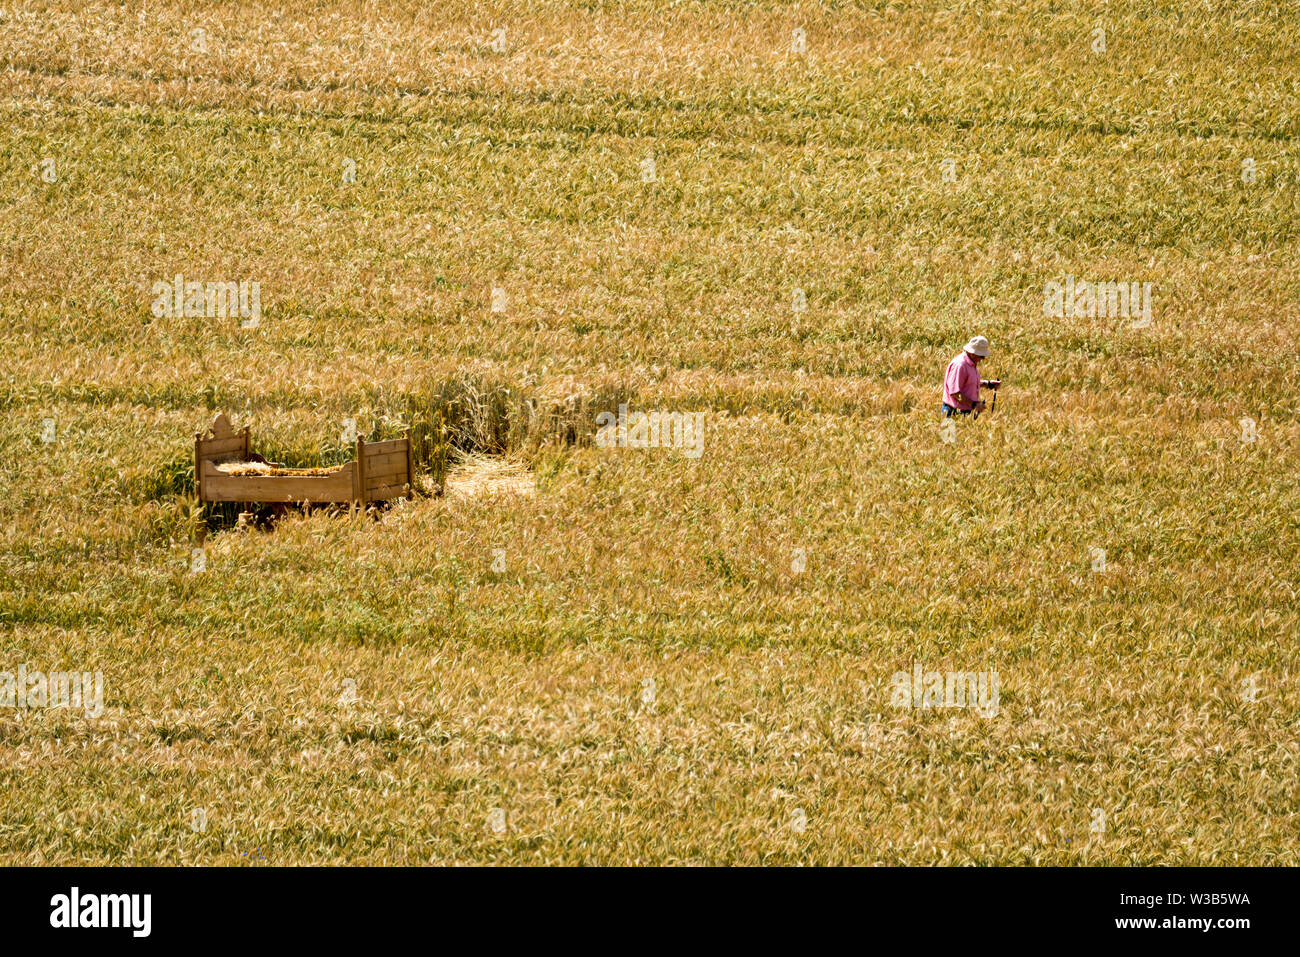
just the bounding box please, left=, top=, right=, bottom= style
left=356, top=432, right=415, bottom=502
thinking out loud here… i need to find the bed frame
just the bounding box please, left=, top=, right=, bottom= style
left=194, top=413, right=414, bottom=505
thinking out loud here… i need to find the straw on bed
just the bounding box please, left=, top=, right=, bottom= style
left=213, top=461, right=348, bottom=477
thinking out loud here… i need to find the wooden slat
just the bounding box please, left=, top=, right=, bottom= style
left=198, top=436, right=248, bottom=457
left=365, top=469, right=404, bottom=488
left=366, top=483, right=409, bottom=501
left=201, top=464, right=356, bottom=503
left=365, top=438, right=407, bottom=456
left=355, top=436, right=366, bottom=504
left=194, top=433, right=203, bottom=502
left=405, top=429, right=414, bottom=499
left=363, top=451, right=407, bottom=471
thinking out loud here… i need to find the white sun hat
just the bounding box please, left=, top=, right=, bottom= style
left=964, top=335, right=991, bottom=357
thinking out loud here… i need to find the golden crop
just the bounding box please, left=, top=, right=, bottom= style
left=0, top=1, right=1296, bottom=865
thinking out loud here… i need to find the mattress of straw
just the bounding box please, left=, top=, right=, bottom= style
left=213, top=461, right=347, bottom=477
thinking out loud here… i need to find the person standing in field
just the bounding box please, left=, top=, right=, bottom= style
left=941, top=336, right=1000, bottom=417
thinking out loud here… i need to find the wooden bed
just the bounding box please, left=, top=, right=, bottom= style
left=195, top=413, right=414, bottom=505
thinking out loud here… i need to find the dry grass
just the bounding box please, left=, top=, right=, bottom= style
left=0, top=0, right=1297, bottom=865
left=445, top=453, right=535, bottom=499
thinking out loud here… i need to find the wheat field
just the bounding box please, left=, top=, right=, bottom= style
left=0, top=1, right=1297, bottom=865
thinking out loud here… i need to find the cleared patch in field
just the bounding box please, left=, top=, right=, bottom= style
left=444, top=451, right=536, bottom=499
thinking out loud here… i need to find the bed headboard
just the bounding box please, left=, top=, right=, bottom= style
left=195, top=413, right=250, bottom=500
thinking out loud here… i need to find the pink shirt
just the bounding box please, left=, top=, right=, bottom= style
left=943, top=352, right=979, bottom=410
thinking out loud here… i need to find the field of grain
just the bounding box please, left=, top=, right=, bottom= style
left=1, top=1, right=1297, bottom=865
